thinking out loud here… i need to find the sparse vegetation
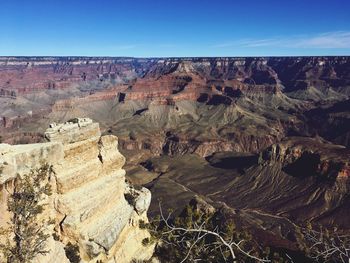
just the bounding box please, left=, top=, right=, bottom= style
left=0, top=163, right=54, bottom=263
left=124, top=192, right=137, bottom=207
left=141, top=202, right=292, bottom=262
left=64, top=242, right=81, bottom=263
left=297, top=223, right=350, bottom=263
left=143, top=203, right=350, bottom=262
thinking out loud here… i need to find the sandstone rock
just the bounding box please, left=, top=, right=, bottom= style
left=134, top=187, right=152, bottom=215
left=0, top=118, right=154, bottom=263
left=44, top=118, right=101, bottom=144
left=0, top=142, right=64, bottom=184
left=98, top=135, right=126, bottom=168
left=125, top=186, right=152, bottom=215
left=35, top=237, right=70, bottom=263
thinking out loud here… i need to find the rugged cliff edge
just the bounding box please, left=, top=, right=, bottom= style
left=0, top=118, right=154, bottom=263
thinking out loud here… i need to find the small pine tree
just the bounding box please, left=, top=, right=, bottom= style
left=0, top=163, right=54, bottom=263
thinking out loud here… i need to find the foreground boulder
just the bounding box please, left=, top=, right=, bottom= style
left=0, top=118, right=154, bottom=262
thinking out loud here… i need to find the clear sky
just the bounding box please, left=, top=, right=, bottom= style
left=1, top=0, right=350, bottom=57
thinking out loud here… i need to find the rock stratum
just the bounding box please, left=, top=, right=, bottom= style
left=0, top=118, right=153, bottom=263
left=0, top=56, right=349, bottom=154
left=0, top=56, right=349, bottom=257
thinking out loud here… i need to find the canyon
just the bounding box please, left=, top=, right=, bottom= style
left=0, top=56, right=349, bottom=260
left=1, top=56, right=349, bottom=150
left=139, top=136, right=350, bottom=254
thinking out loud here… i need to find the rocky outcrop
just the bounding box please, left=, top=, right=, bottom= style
left=119, top=131, right=280, bottom=158
left=163, top=134, right=280, bottom=157
left=0, top=88, right=16, bottom=99
left=260, top=137, right=350, bottom=181
left=52, top=86, right=128, bottom=111
left=0, top=118, right=154, bottom=262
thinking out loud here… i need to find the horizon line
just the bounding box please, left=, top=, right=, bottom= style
left=1, top=55, right=350, bottom=59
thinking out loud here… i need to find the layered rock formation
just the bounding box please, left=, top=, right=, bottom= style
left=0, top=56, right=349, bottom=153
left=0, top=118, right=153, bottom=262
left=260, top=137, right=350, bottom=185
left=0, top=57, right=150, bottom=95
left=1, top=56, right=349, bottom=101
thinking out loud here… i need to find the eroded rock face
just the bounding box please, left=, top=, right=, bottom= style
left=260, top=137, right=350, bottom=181
left=0, top=118, right=154, bottom=263
left=0, top=56, right=349, bottom=156
left=142, top=137, right=350, bottom=240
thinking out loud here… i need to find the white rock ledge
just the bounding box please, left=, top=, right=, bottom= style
left=0, top=118, right=154, bottom=263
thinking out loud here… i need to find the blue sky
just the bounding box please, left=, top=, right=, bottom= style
left=1, top=0, right=350, bottom=57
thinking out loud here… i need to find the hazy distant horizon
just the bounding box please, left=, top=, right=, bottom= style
left=1, top=55, right=350, bottom=59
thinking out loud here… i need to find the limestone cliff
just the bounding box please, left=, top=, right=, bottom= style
left=0, top=118, right=154, bottom=263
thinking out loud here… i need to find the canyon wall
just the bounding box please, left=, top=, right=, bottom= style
left=1, top=56, right=349, bottom=98
left=0, top=118, right=154, bottom=262
left=0, top=56, right=349, bottom=154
